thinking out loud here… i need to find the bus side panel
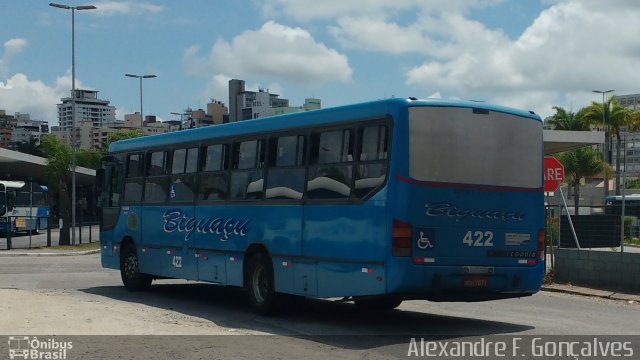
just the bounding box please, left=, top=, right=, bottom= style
left=192, top=203, right=302, bottom=289
left=100, top=226, right=119, bottom=270
left=303, top=202, right=387, bottom=298
left=140, top=205, right=198, bottom=280
left=316, top=261, right=386, bottom=297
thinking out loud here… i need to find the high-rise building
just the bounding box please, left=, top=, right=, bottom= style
left=228, top=79, right=319, bottom=122
left=56, top=89, right=116, bottom=132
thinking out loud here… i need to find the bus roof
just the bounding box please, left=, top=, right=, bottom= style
left=606, top=194, right=640, bottom=201
left=109, top=97, right=541, bottom=154
left=0, top=180, right=26, bottom=189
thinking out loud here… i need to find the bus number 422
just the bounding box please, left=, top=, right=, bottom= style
left=463, top=231, right=494, bottom=247
left=172, top=256, right=182, bottom=268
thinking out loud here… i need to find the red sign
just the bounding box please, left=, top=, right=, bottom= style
left=544, top=156, right=564, bottom=192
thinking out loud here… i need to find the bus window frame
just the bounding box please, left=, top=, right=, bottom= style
left=110, top=115, right=393, bottom=207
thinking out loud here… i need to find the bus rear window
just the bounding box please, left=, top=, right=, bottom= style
left=408, top=106, right=542, bottom=188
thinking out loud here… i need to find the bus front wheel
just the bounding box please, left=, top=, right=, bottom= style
left=120, top=245, right=152, bottom=291
left=246, top=253, right=276, bottom=315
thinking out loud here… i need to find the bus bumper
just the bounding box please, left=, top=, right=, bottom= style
left=386, top=261, right=545, bottom=302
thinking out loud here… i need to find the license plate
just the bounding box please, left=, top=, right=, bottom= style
left=464, top=276, right=488, bottom=288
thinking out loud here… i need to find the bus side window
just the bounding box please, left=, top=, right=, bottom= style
left=265, top=135, right=305, bottom=200
left=198, top=144, right=229, bottom=201
left=169, top=147, right=198, bottom=202
left=144, top=151, right=170, bottom=203
left=123, top=153, right=144, bottom=203
left=355, top=124, right=389, bottom=198
left=230, top=139, right=265, bottom=200
left=307, top=129, right=353, bottom=200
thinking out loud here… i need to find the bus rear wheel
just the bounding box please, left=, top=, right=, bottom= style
left=354, top=297, right=403, bottom=311
left=120, top=245, right=152, bottom=291
left=246, top=253, right=276, bottom=315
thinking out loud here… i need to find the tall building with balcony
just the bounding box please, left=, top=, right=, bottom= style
left=56, top=89, right=116, bottom=132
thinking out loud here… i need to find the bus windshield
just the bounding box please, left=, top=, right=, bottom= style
left=408, top=106, right=542, bottom=188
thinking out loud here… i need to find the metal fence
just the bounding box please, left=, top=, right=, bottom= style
left=0, top=215, right=99, bottom=250
left=546, top=204, right=640, bottom=251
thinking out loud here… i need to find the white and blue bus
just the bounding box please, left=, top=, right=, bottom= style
left=0, top=180, right=49, bottom=234
left=98, top=98, right=544, bottom=313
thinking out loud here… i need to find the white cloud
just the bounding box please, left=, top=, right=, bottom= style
left=394, top=0, right=640, bottom=118
left=0, top=38, right=28, bottom=80
left=261, top=0, right=501, bottom=20
left=329, top=17, right=434, bottom=54
left=184, top=21, right=352, bottom=85
left=201, top=74, right=232, bottom=106
left=93, top=1, right=164, bottom=16
left=0, top=71, right=90, bottom=126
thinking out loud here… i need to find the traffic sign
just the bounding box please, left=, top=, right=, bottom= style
left=544, top=156, right=564, bottom=192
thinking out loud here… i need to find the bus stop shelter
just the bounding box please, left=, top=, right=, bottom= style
left=0, top=148, right=95, bottom=187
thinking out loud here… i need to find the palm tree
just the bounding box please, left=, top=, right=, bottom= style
left=546, top=106, right=590, bottom=130
left=557, top=147, right=611, bottom=215
left=582, top=97, right=631, bottom=195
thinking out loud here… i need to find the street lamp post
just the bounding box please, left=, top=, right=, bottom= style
left=125, top=73, right=157, bottom=130
left=50, top=2, right=96, bottom=246
left=593, top=89, right=614, bottom=198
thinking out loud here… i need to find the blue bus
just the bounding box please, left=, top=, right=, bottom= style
left=98, top=98, right=544, bottom=313
left=605, top=194, right=640, bottom=216
left=0, top=180, right=49, bottom=234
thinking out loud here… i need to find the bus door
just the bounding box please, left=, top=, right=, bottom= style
left=140, top=149, right=198, bottom=280
left=98, top=156, right=124, bottom=269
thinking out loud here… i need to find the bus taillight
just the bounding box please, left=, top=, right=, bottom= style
left=537, top=228, right=545, bottom=260
left=392, top=219, right=412, bottom=257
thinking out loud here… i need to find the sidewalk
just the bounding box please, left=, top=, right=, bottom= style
left=0, top=247, right=100, bottom=257
left=0, top=225, right=99, bottom=251
left=541, top=283, right=640, bottom=302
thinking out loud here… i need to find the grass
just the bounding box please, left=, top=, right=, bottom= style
left=624, top=238, right=640, bottom=246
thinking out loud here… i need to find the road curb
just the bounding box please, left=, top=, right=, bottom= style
left=541, top=284, right=640, bottom=302
left=0, top=249, right=100, bottom=257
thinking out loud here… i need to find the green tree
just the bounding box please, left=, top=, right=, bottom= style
left=556, top=147, right=611, bottom=215
left=14, top=137, right=45, bottom=157
left=582, top=97, right=632, bottom=195
left=40, top=135, right=73, bottom=245
left=546, top=106, right=590, bottom=130
left=76, top=148, right=103, bottom=170
left=100, top=129, right=143, bottom=153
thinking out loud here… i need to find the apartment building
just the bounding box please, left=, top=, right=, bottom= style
left=56, top=89, right=116, bottom=131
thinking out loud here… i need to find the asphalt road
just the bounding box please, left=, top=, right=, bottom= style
left=0, top=254, right=639, bottom=359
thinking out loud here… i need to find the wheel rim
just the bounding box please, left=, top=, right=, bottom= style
left=252, top=264, right=269, bottom=303
left=124, top=254, right=138, bottom=280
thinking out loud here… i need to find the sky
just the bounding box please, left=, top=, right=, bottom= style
left=1, top=0, right=640, bottom=127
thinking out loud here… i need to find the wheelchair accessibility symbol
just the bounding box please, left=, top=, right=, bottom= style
left=417, top=230, right=435, bottom=250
